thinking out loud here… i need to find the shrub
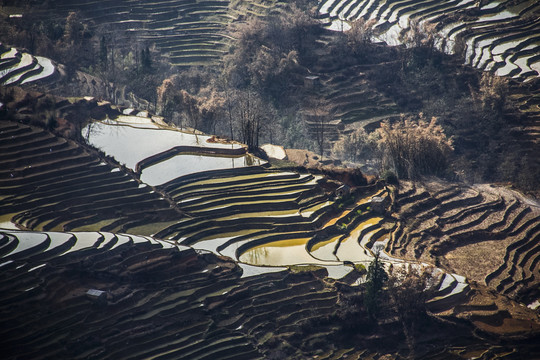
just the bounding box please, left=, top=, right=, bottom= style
left=347, top=18, right=376, bottom=58
left=46, top=114, right=57, bottom=131
left=474, top=72, right=508, bottom=115
left=354, top=263, right=367, bottom=274
left=377, top=115, right=453, bottom=179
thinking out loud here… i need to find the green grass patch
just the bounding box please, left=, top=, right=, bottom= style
left=354, top=263, right=367, bottom=274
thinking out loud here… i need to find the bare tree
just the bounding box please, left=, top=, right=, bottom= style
left=157, top=77, right=178, bottom=121
left=304, top=99, right=332, bottom=160
left=347, top=18, right=376, bottom=55
left=235, top=89, right=267, bottom=151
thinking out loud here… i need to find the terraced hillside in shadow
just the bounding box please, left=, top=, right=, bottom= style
left=313, top=0, right=540, bottom=172
left=386, top=179, right=540, bottom=305
left=302, top=32, right=402, bottom=152
left=1, top=229, right=539, bottom=359
left=46, top=0, right=284, bottom=67
left=0, top=118, right=182, bottom=233
left=1, top=98, right=540, bottom=356
left=1, top=1, right=540, bottom=355
left=318, top=0, right=540, bottom=82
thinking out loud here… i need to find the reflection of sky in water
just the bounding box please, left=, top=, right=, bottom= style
left=2, top=231, right=48, bottom=257
left=337, top=228, right=379, bottom=262
left=481, top=1, right=502, bottom=10
left=477, top=10, right=517, bottom=23
left=83, top=121, right=240, bottom=170
left=310, top=235, right=341, bottom=262
left=531, top=61, right=540, bottom=75
left=0, top=53, right=32, bottom=79
left=327, top=19, right=351, bottom=31
left=21, top=56, right=55, bottom=84
left=513, top=55, right=535, bottom=75
left=140, top=154, right=261, bottom=186
left=0, top=220, right=18, bottom=230
left=238, top=238, right=337, bottom=267
left=319, top=0, right=337, bottom=15
left=238, top=217, right=385, bottom=267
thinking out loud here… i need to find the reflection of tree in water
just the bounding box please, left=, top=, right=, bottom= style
left=370, top=243, right=384, bottom=257
left=82, top=121, right=95, bottom=143
left=242, top=246, right=269, bottom=265
left=82, top=120, right=108, bottom=144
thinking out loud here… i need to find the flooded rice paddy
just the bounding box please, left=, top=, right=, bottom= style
left=239, top=238, right=333, bottom=266
left=140, top=153, right=262, bottom=186
left=83, top=118, right=264, bottom=184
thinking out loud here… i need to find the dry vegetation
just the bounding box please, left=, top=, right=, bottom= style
left=377, top=115, right=454, bottom=180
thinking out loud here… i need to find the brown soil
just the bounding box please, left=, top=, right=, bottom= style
left=445, top=239, right=509, bottom=285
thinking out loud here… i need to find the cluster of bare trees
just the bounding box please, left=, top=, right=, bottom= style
left=156, top=74, right=273, bottom=151
left=399, top=19, right=439, bottom=50
left=0, top=10, right=93, bottom=68
left=157, top=76, right=223, bottom=132
left=302, top=99, right=332, bottom=159
left=151, top=2, right=323, bottom=151
left=331, top=114, right=453, bottom=180
left=226, top=89, right=270, bottom=150
left=346, top=18, right=376, bottom=55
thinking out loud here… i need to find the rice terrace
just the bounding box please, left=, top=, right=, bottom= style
left=1, top=0, right=540, bottom=358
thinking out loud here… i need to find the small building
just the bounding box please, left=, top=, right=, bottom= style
left=86, top=289, right=107, bottom=304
